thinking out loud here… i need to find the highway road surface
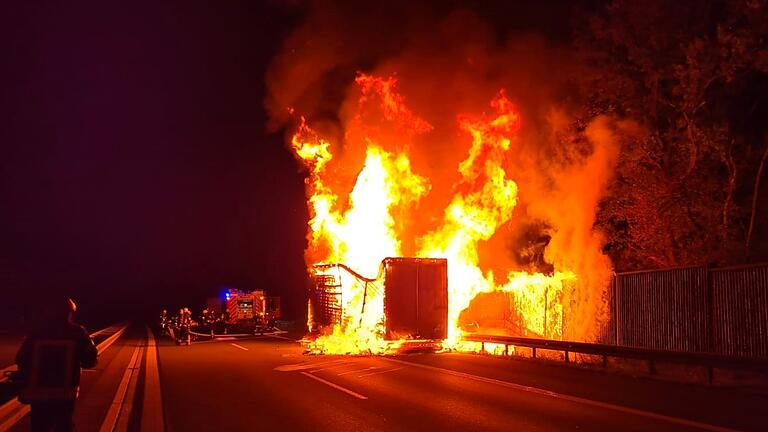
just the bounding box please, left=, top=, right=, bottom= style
left=160, top=333, right=767, bottom=431
left=1, top=323, right=767, bottom=431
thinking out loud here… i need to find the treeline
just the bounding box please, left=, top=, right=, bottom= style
left=574, top=0, right=768, bottom=271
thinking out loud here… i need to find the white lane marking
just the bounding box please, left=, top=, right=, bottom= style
left=230, top=343, right=249, bottom=351
left=358, top=367, right=404, bottom=378
left=337, top=367, right=377, bottom=376
left=190, top=336, right=261, bottom=345
left=141, top=327, right=164, bottom=432
left=274, top=359, right=348, bottom=372
left=189, top=333, right=250, bottom=338
left=99, top=343, right=143, bottom=432
left=266, top=334, right=298, bottom=341
left=383, top=358, right=738, bottom=432
left=300, top=372, right=368, bottom=400
left=308, top=362, right=353, bottom=373
left=114, top=346, right=143, bottom=432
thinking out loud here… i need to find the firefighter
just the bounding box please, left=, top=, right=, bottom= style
left=202, top=308, right=215, bottom=326
left=177, top=308, right=192, bottom=345
left=212, top=311, right=225, bottom=335
left=159, top=309, right=169, bottom=335
left=15, top=297, right=98, bottom=432
left=201, top=309, right=216, bottom=336
left=165, top=310, right=177, bottom=341
left=171, top=309, right=182, bottom=344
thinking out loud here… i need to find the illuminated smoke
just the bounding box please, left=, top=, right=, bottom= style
left=267, top=3, right=635, bottom=351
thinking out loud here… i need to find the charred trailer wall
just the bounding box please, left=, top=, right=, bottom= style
left=383, top=258, right=448, bottom=340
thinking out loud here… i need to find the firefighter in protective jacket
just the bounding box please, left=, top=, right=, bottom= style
left=15, top=297, right=98, bottom=432
left=176, top=308, right=192, bottom=345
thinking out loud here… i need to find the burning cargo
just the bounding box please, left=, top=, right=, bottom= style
left=308, top=257, right=448, bottom=345
left=293, top=74, right=601, bottom=355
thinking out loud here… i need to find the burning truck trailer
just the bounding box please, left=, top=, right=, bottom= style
left=307, top=257, right=448, bottom=353
left=290, top=74, right=608, bottom=356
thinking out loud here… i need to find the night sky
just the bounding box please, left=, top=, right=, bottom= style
left=0, top=1, right=598, bottom=328
left=0, top=2, right=308, bottom=327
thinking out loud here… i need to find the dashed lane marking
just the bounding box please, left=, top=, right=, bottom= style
left=265, top=334, right=299, bottom=341
left=274, top=359, right=348, bottom=372
left=307, top=362, right=354, bottom=373
left=337, top=367, right=377, bottom=376
left=358, top=367, right=404, bottom=378
left=300, top=372, right=368, bottom=400
left=230, top=343, right=249, bottom=351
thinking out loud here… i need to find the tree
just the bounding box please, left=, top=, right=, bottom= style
left=575, top=0, right=768, bottom=270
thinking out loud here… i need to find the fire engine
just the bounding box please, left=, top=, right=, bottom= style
left=223, top=289, right=281, bottom=329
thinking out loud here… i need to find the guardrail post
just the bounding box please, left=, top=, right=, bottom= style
left=565, top=350, right=569, bottom=363
left=504, top=344, right=509, bottom=356
left=481, top=341, right=485, bottom=353
left=614, top=274, right=621, bottom=345
left=648, top=359, right=656, bottom=375
left=544, top=287, right=548, bottom=339
left=602, top=354, right=608, bottom=367
left=706, top=264, right=714, bottom=354
left=532, top=347, right=537, bottom=359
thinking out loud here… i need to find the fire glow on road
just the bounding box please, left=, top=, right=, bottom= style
left=300, top=372, right=369, bottom=400
left=278, top=355, right=739, bottom=432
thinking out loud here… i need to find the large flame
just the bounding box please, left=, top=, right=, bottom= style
left=293, top=74, right=581, bottom=354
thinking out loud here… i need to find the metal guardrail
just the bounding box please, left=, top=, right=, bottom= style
left=463, top=334, right=768, bottom=383
left=614, top=266, right=709, bottom=352
left=711, top=264, right=768, bottom=358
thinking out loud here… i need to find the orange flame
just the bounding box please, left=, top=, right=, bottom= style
left=293, top=74, right=579, bottom=354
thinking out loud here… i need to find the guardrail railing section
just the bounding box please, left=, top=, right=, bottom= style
left=711, top=265, right=768, bottom=358
left=612, top=263, right=768, bottom=359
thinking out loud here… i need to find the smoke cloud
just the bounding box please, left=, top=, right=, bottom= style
left=266, top=1, right=638, bottom=341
